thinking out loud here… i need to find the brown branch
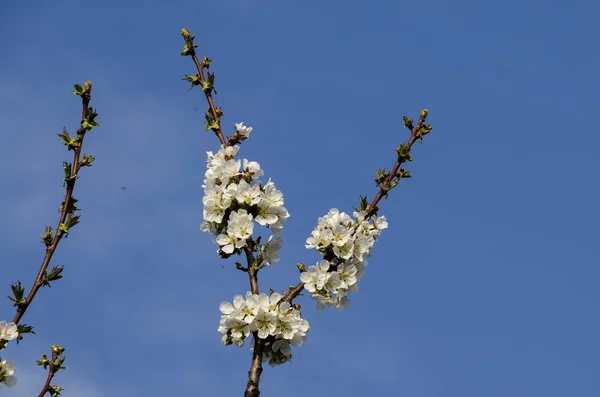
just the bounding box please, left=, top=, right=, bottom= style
left=244, top=336, right=265, bottom=397
left=0, top=87, right=95, bottom=352
left=37, top=360, right=58, bottom=397
left=243, top=246, right=264, bottom=395
left=181, top=29, right=227, bottom=147
left=365, top=109, right=429, bottom=217
left=284, top=109, right=430, bottom=305
left=284, top=282, right=305, bottom=304
left=36, top=346, right=64, bottom=397
left=244, top=247, right=259, bottom=295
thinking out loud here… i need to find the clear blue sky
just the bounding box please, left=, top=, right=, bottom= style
left=1, top=1, right=599, bottom=396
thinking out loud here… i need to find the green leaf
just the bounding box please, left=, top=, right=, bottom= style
left=17, top=323, right=34, bottom=335
left=396, top=144, right=413, bottom=162
left=81, top=108, right=99, bottom=131
left=41, top=226, right=53, bottom=247
left=183, top=74, right=201, bottom=90
left=403, top=114, right=414, bottom=130
left=204, top=72, right=217, bottom=94
left=8, top=281, right=25, bottom=305
left=419, top=124, right=433, bottom=136
left=42, top=266, right=64, bottom=287
left=57, top=128, right=79, bottom=150
left=58, top=215, right=80, bottom=235
left=80, top=153, right=96, bottom=167
left=353, top=195, right=369, bottom=212
left=180, top=29, right=198, bottom=56
left=71, top=83, right=84, bottom=96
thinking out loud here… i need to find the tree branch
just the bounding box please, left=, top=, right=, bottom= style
left=36, top=345, right=66, bottom=397
left=284, top=109, right=431, bottom=305
left=181, top=29, right=227, bottom=147
left=1, top=84, right=97, bottom=350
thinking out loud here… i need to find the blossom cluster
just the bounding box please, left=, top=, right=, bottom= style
left=218, top=292, right=309, bottom=366
left=0, top=321, right=18, bottom=388
left=200, top=123, right=289, bottom=263
left=302, top=208, right=388, bottom=310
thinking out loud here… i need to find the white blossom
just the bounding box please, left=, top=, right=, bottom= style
left=250, top=309, right=278, bottom=339
left=323, top=271, right=342, bottom=293
left=0, top=321, right=18, bottom=344
left=300, top=260, right=331, bottom=292
left=255, top=204, right=281, bottom=226
left=231, top=180, right=262, bottom=207
left=227, top=209, right=254, bottom=241
left=235, top=122, right=253, bottom=139
left=260, top=236, right=283, bottom=265
left=0, top=360, right=16, bottom=388
left=242, top=159, right=263, bottom=178
left=215, top=232, right=242, bottom=254
left=337, top=263, right=358, bottom=289
left=219, top=295, right=246, bottom=321
left=200, top=221, right=218, bottom=235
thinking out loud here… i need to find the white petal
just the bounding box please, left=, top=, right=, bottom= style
left=219, top=302, right=234, bottom=314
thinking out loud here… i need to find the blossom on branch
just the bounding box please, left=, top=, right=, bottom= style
left=302, top=209, right=388, bottom=310
left=200, top=129, right=290, bottom=258
left=218, top=292, right=309, bottom=366
left=0, top=322, right=18, bottom=347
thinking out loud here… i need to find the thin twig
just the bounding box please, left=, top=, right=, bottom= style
left=0, top=88, right=95, bottom=352
left=36, top=346, right=64, bottom=397
left=37, top=357, right=58, bottom=397
left=182, top=29, right=227, bottom=147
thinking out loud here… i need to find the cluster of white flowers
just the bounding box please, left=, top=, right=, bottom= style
left=0, top=321, right=18, bottom=388
left=302, top=208, right=388, bottom=310
left=200, top=123, right=289, bottom=263
left=218, top=292, right=309, bottom=366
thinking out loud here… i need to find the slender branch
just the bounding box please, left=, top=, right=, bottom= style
left=0, top=87, right=95, bottom=353
left=181, top=29, right=227, bottom=147
left=244, top=247, right=259, bottom=295
left=284, top=109, right=430, bottom=305
left=284, top=282, right=305, bottom=304
left=37, top=355, right=58, bottom=397
left=365, top=109, right=428, bottom=217
left=36, top=346, right=65, bottom=397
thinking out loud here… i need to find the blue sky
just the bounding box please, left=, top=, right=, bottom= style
left=1, top=0, right=599, bottom=396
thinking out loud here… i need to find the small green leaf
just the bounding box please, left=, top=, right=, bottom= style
left=396, top=144, right=413, bottom=162
left=57, top=128, right=79, bottom=150
left=42, top=266, right=64, bottom=287
left=41, top=226, right=53, bottom=247
left=81, top=107, right=99, bottom=131
left=17, top=323, right=34, bottom=335
left=71, top=83, right=84, bottom=96
left=403, top=114, right=414, bottom=130
left=8, top=281, right=25, bottom=305
left=419, top=124, right=433, bottom=136
left=183, top=74, right=201, bottom=90
left=80, top=153, right=95, bottom=167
